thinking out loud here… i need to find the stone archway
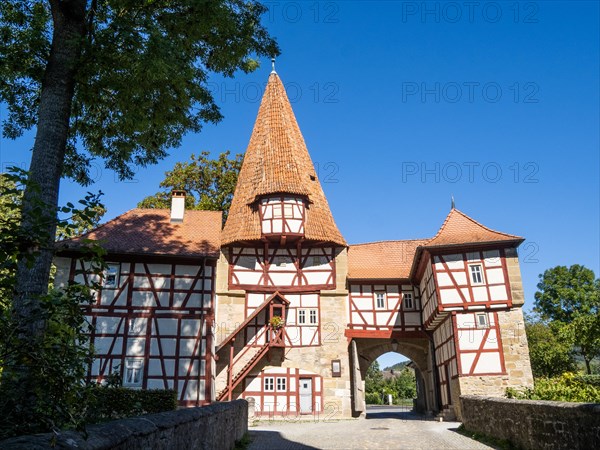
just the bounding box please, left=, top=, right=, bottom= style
left=350, top=337, right=439, bottom=416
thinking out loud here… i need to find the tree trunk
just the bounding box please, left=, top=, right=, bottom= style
left=584, top=357, right=592, bottom=375
left=9, top=0, right=87, bottom=414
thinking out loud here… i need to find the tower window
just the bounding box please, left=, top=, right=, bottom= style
left=375, top=293, right=386, bottom=309
left=403, top=292, right=414, bottom=310
left=104, top=263, right=120, bottom=288
left=469, top=264, right=484, bottom=285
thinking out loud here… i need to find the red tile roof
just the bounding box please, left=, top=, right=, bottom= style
left=59, top=209, right=222, bottom=258
left=221, top=72, right=346, bottom=246
left=348, top=239, right=428, bottom=279
left=348, top=209, right=522, bottom=280
left=425, top=208, right=523, bottom=247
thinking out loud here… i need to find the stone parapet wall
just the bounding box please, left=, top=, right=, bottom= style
left=0, top=400, right=248, bottom=450
left=461, top=395, right=600, bottom=450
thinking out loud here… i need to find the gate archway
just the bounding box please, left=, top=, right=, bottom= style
left=350, top=337, right=440, bottom=416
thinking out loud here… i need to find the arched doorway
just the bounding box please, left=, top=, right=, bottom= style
left=349, top=337, right=439, bottom=417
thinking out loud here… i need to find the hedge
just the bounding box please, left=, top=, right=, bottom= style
left=506, top=372, right=600, bottom=403
left=86, top=387, right=177, bottom=423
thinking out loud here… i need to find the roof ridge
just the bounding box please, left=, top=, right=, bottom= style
left=349, top=238, right=429, bottom=246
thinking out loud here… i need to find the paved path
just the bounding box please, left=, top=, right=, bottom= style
left=248, top=406, right=493, bottom=450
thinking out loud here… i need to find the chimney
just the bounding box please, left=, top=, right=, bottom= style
left=170, top=190, right=186, bottom=223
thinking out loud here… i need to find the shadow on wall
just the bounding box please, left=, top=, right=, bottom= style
left=248, top=430, right=320, bottom=450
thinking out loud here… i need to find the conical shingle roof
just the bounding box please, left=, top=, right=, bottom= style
left=221, top=72, right=346, bottom=246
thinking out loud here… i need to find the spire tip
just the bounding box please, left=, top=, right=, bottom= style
left=271, top=57, right=276, bottom=74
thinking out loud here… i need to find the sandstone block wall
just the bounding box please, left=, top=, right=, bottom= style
left=461, top=396, right=600, bottom=450
left=0, top=400, right=248, bottom=450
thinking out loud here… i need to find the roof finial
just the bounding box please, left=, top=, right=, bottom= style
left=451, top=195, right=455, bottom=210
left=271, top=57, right=276, bottom=74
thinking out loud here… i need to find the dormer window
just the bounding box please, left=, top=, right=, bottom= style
left=259, top=196, right=306, bottom=240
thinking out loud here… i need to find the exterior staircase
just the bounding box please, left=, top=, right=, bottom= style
left=215, top=292, right=289, bottom=402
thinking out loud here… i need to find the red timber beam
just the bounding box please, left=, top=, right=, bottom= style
left=344, top=329, right=429, bottom=341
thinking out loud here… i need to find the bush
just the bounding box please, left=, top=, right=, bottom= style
left=365, top=392, right=382, bottom=405
left=86, top=386, right=177, bottom=423
left=506, top=372, right=600, bottom=403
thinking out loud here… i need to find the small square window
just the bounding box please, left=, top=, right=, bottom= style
left=272, top=204, right=283, bottom=219
left=469, top=264, right=484, bottom=285
left=104, top=263, right=120, bottom=288
left=403, top=292, right=414, bottom=310
left=476, top=313, right=489, bottom=329
left=264, top=377, right=274, bottom=391
left=276, top=377, right=286, bottom=391
left=123, top=358, right=143, bottom=387
left=375, top=293, right=386, bottom=309
left=309, top=310, right=317, bottom=324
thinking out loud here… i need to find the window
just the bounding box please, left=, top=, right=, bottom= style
left=403, top=292, right=414, bottom=309
left=375, top=292, right=386, bottom=309
left=276, top=377, right=287, bottom=391
left=476, top=313, right=489, bottom=329
left=128, top=318, right=139, bottom=334
left=272, top=204, right=282, bottom=218
left=264, top=377, right=274, bottom=391
left=123, top=358, right=143, bottom=387
left=104, top=263, right=120, bottom=288
left=297, top=309, right=318, bottom=325
left=469, top=264, right=484, bottom=285
left=283, top=203, right=293, bottom=217
left=298, top=309, right=306, bottom=324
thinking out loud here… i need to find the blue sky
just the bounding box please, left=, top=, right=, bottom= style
left=1, top=1, right=598, bottom=369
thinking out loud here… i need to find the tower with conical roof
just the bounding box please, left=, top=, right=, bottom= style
left=214, top=70, right=353, bottom=417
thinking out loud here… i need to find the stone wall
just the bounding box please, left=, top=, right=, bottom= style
left=461, top=395, right=600, bottom=450
left=0, top=400, right=248, bottom=450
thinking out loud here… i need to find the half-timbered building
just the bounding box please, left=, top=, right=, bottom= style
left=54, top=68, right=533, bottom=420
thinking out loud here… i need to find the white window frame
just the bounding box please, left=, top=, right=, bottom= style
left=123, top=358, right=144, bottom=387
left=272, top=203, right=283, bottom=219
left=276, top=377, right=287, bottom=391
left=297, top=308, right=318, bottom=326
left=375, top=292, right=386, bottom=309
left=403, top=292, right=414, bottom=310
left=469, top=264, right=484, bottom=285
left=476, top=313, right=489, bottom=329
left=264, top=376, right=275, bottom=392
left=103, top=263, right=120, bottom=288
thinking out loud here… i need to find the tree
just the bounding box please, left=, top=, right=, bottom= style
left=365, top=360, right=383, bottom=395
left=534, top=265, right=600, bottom=374
left=138, top=150, right=242, bottom=221
left=0, top=0, right=278, bottom=421
left=524, top=314, right=576, bottom=377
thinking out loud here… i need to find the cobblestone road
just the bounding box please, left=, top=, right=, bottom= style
left=248, top=406, right=493, bottom=450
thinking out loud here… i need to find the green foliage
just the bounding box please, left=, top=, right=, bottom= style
left=138, top=151, right=242, bottom=220
left=0, top=0, right=278, bottom=184
left=0, top=168, right=107, bottom=438
left=534, top=265, right=600, bottom=374
left=86, top=386, right=177, bottom=423
left=525, top=314, right=576, bottom=377
left=365, top=392, right=382, bottom=405
left=365, top=361, right=417, bottom=404
left=506, top=372, right=600, bottom=403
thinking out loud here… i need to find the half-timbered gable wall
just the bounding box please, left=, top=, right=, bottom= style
left=432, top=249, right=512, bottom=310
left=347, top=283, right=421, bottom=332
left=54, top=256, right=216, bottom=407
left=229, top=245, right=336, bottom=291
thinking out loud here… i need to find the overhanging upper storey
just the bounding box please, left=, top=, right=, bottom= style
left=221, top=72, right=346, bottom=247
